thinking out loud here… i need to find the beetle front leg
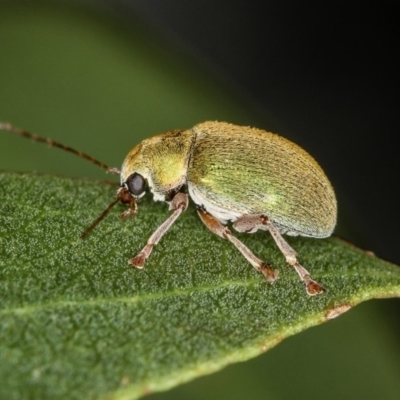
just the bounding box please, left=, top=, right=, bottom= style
left=197, top=208, right=279, bottom=282
left=233, top=214, right=324, bottom=296
left=129, top=192, right=189, bottom=268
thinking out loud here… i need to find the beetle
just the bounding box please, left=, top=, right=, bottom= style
left=1, top=121, right=337, bottom=295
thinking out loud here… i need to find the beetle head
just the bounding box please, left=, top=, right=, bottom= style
left=120, top=130, right=194, bottom=203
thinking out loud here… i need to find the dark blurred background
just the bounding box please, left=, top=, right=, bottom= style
left=1, top=1, right=399, bottom=399
left=127, top=1, right=399, bottom=263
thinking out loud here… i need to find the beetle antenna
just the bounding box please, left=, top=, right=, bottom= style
left=81, top=197, right=120, bottom=238
left=0, top=122, right=120, bottom=175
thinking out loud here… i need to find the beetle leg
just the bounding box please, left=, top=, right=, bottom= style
left=197, top=208, right=279, bottom=283
left=233, top=215, right=324, bottom=296
left=129, top=192, right=188, bottom=268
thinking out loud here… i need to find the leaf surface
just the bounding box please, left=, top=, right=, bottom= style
left=1, top=172, right=399, bottom=400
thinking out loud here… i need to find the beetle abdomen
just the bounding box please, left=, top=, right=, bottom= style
left=187, top=121, right=337, bottom=238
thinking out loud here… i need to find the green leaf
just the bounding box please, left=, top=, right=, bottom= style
left=1, top=172, right=399, bottom=400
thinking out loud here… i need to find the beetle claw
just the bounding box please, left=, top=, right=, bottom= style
left=261, top=263, right=279, bottom=283
left=129, top=254, right=145, bottom=269
left=305, top=278, right=325, bottom=296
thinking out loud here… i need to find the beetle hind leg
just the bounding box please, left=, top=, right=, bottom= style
left=233, top=214, right=324, bottom=296
left=197, top=208, right=279, bottom=283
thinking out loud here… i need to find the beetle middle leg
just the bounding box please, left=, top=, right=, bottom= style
left=129, top=192, right=189, bottom=268
left=197, top=208, right=279, bottom=282
left=233, top=214, right=324, bottom=296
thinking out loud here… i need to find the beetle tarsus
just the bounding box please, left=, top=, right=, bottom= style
left=121, top=208, right=137, bottom=219
left=290, top=261, right=324, bottom=296
left=129, top=253, right=146, bottom=269
left=304, top=276, right=325, bottom=295
left=260, top=263, right=279, bottom=283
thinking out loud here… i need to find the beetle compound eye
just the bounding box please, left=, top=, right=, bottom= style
left=126, top=173, right=146, bottom=196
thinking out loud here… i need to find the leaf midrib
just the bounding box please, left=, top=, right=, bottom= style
left=0, top=277, right=262, bottom=315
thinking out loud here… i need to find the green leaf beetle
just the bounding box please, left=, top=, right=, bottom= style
left=1, top=121, right=336, bottom=295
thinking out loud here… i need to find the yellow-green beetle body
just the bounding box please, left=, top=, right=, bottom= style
left=189, top=122, right=335, bottom=237
left=121, top=121, right=336, bottom=295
